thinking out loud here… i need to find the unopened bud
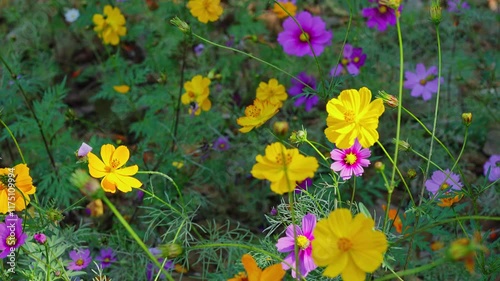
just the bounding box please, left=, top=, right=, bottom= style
left=70, top=169, right=101, bottom=198
left=462, top=113, right=472, bottom=127
left=407, top=169, right=417, bottom=179
left=430, top=1, right=442, bottom=25
left=377, top=91, right=399, bottom=108
left=170, top=17, right=190, bottom=33
left=374, top=161, right=385, bottom=171
left=290, top=129, right=308, bottom=144
left=158, top=243, right=184, bottom=259
left=273, top=121, right=289, bottom=135
left=392, top=139, right=411, bottom=151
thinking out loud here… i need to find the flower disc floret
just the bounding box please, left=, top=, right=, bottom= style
left=251, top=142, right=318, bottom=194
left=324, top=87, right=385, bottom=149
left=187, top=0, right=223, bottom=23
left=93, top=5, right=127, bottom=45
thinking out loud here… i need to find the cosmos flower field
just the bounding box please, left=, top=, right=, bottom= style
left=0, top=0, right=499, bottom=280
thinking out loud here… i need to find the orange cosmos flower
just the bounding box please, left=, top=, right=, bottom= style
left=227, top=254, right=285, bottom=281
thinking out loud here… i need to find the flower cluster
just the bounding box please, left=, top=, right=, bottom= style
left=93, top=5, right=127, bottom=45
left=181, top=75, right=212, bottom=116
left=330, top=44, right=367, bottom=77
left=67, top=248, right=117, bottom=271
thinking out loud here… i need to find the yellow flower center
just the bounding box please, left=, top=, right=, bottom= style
left=245, top=105, right=261, bottom=117
left=341, top=58, right=349, bottom=66
left=440, top=182, right=450, bottom=190
left=275, top=152, right=292, bottom=165
left=6, top=236, right=16, bottom=246
left=299, top=32, right=310, bottom=42
left=343, top=110, right=356, bottom=123
left=419, top=79, right=427, bottom=85
left=188, top=91, right=196, bottom=99
left=378, top=5, right=387, bottom=13
left=353, top=57, right=360, bottom=63
left=104, top=258, right=110, bottom=262
left=337, top=237, right=353, bottom=252
left=296, top=235, right=310, bottom=250
left=105, top=159, right=121, bottom=172
left=344, top=153, right=357, bottom=165
left=76, top=258, right=84, bottom=266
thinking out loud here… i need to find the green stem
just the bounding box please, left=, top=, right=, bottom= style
left=137, top=170, right=184, bottom=206
left=374, top=258, right=447, bottom=281
left=350, top=177, right=356, bottom=211
left=101, top=196, right=175, bottom=281
left=304, top=139, right=328, bottom=162
left=0, top=118, right=26, bottom=164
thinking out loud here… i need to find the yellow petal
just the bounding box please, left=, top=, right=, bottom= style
left=322, top=253, right=348, bottom=278
left=341, top=257, right=367, bottom=281
left=101, top=176, right=117, bottom=193
left=0, top=191, right=8, bottom=214
left=107, top=172, right=142, bottom=192
left=100, top=144, right=116, bottom=166
left=242, top=254, right=261, bottom=281
left=115, top=165, right=138, bottom=176
left=328, top=209, right=353, bottom=237
left=113, top=145, right=131, bottom=169
left=113, top=85, right=130, bottom=94
left=93, top=14, right=104, bottom=26
left=88, top=152, right=108, bottom=178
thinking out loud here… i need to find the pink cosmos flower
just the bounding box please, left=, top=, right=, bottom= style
left=330, top=139, right=371, bottom=180
left=425, top=169, right=462, bottom=195
left=77, top=142, right=93, bottom=157
left=361, top=0, right=400, bottom=32
left=0, top=215, right=27, bottom=258
left=277, top=11, right=332, bottom=57
left=404, top=63, right=443, bottom=101
left=276, top=213, right=317, bottom=278
left=96, top=248, right=117, bottom=269
left=67, top=249, right=92, bottom=270
left=34, top=233, right=47, bottom=244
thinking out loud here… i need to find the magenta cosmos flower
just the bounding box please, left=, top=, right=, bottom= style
left=96, top=248, right=117, bottom=269
left=425, top=169, right=463, bottom=195
left=484, top=155, right=500, bottom=182
left=361, top=0, right=399, bottom=32
left=289, top=72, right=319, bottom=111
left=33, top=233, right=47, bottom=244
left=404, top=63, right=443, bottom=101
left=213, top=136, right=230, bottom=151
left=277, top=11, right=332, bottom=57
left=276, top=213, right=317, bottom=278
left=330, top=44, right=367, bottom=76
left=330, top=139, right=371, bottom=180
left=0, top=214, right=28, bottom=258
left=447, top=0, right=470, bottom=13
left=67, top=249, right=92, bottom=270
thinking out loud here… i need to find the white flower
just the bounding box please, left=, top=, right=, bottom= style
left=64, top=8, right=80, bottom=23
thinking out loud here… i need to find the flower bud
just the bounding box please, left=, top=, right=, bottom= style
left=379, top=0, right=401, bottom=9
left=86, top=199, right=104, bottom=217
left=70, top=169, right=101, bottom=198
left=273, top=121, right=289, bottom=135
left=376, top=91, right=398, bottom=108
left=46, top=208, right=64, bottom=224
left=290, top=129, right=308, bottom=144
left=447, top=233, right=488, bottom=273
left=158, top=243, right=184, bottom=259
left=462, top=113, right=472, bottom=127
left=374, top=161, right=385, bottom=171
left=34, top=233, right=47, bottom=244
left=170, top=17, right=190, bottom=33
left=392, top=139, right=411, bottom=151
left=430, top=1, right=442, bottom=25
left=407, top=169, right=417, bottom=179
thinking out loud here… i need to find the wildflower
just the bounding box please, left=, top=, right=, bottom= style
left=93, top=5, right=127, bottom=45
left=172, top=161, right=184, bottom=169
left=431, top=241, right=445, bottom=251
left=68, top=249, right=92, bottom=270
left=181, top=75, right=211, bottom=116
left=407, top=169, right=417, bottom=179
left=430, top=1, right=443, bottom=24
left=483, top=155, right=500, bottom=182
left=404, top=63, right=443, bottom=101
left=237, top=99, right=280, bottom=133
left=256, top=78, right=288, bottom=106
left=330, top=139, right=371, bottom=180
left=175, top=264, right=188, bottom=273
left=87, top=144, right=142, bottom=193
left=437, top=194, right=463, bottom=207
left=64, top=8, right=80, bottom=23
left=273, top=121, right=289, bottom=135
left=288, top=72, right=319, bottom=112
left=295, top=178, right=312, bottom=193
left=194, top=43, right=205, bottom=56
left=186, top=0, right=223, bottom=23
left=448, top=233, right=488, bottom=273
left=146, top=254, right=174, bottom=281
left=277, top=11, right=332, bottom=57
left=70, top=169, right=101, bottom=197
left=251, top=142, right=319, bottom=194
left=213, top=136, right=230, bottom=151
left=34, top=233, right=47, bottom=244
left=447, top=0, right=470, bottom=13
left=324, top=87, right=385, bottom=149
left=86, top=199, right=104, bottom=217
left=425, top=169, right=462, bottom=195
left=376, top=91, right=399, bottom=108
left=227, top=254, right=285, bottom=281
left=462, top=112, right=472, bottom=126
left=113, top=84, right=130, bottom=94
left=269, top=207, right=278, bottom=216
left=77, top=142, right=93, bottom=157
left=155, top=243, right=184, bottom=259
left=330, top=44, right=367, bottom=77
left=0, top=215, right=28, bottom=258
left=382, top=205, right=403, bottom=233
left=289, top=129, right=308, bottom=144
left=361, top=1, right=400, bottom=32
left=170, top=16, right=190, bottom=33
left=276, top=214, right=317, bottom=278
left=312, top=208, right=388, bottom=281
left=96, top=248, right=117, bottom=269
left=0, top=164, right=37, bottom=214
left=272, top=1, right=297, bottom=19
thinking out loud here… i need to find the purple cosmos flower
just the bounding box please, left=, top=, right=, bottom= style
left=33, top=233, right=47, bottom=244
left=425, top=169, right=463, bottom=195
left=295, top=178, right=313, bottom=193
left=146, top=258, right=174, bottom=280
left=276, top=213, right=317, bottom=278
left=77, top=142, right=92, bottom=157
left=277, top=11, right=332, bottom=57
left=404, top=63, right=443, bottom=101
left=0, top=215, right=28, bottom=258
left=67, top=249, right=92, bottom=270
left=330, top=139, right=371, bottom=180
left=270, top=207, right=278, bottom=216
left=361, top=1, right=399, bottom=32
left=193, top=43, right=205, bottom=56
left=96, top=248, right=117, bottom=269
left=330, top=44, right=367, bottom=76
left=213, top=136, right=230, bottom=151
left=289, top=72, right=319, bottom=112
left=447, top=0, right=470, bottom=13
left=484, top=155, right=500, bottom=182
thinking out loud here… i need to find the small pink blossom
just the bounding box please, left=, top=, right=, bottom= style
left=77, top=142, right=93, bottom=157
left=330, top=139, right=371, bottom=180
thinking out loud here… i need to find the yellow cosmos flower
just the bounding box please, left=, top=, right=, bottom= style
left=324, top=87, right=385, bottom=149
left=88, top=144, right=142, bottom=193
left=187, top=0, right=223, bottom=24
left=272, top=2, right=297, bottom=19
left=181, top=75, right=212, bottom=116
left=227, top=254, right=285, bottom=281
left=312, top=208, right=388, bottom=281
left=0, top=164, right=36, bottom=214
left=93, top=5, right=127, bottom=45
left=256, top=78, right=287, bottom=106
left=237, top=99, right=279, bottom=133
left=113, top=84, right=130, bottom=94
left=251, top=142, right=318, bottom=194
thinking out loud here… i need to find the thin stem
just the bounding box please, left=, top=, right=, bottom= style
left=137, top=170, right=184, bottom=206
left=171, top=40, right=187, bottom=153
left=0, top=118, right=26, bottom=163
left=375, top=258, right=447, bottom=281
left=101, top=196, right=175, bottom=281
left=350, top=177, right=356, bottom=211
left=304, top=139, right=328, bottom=162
